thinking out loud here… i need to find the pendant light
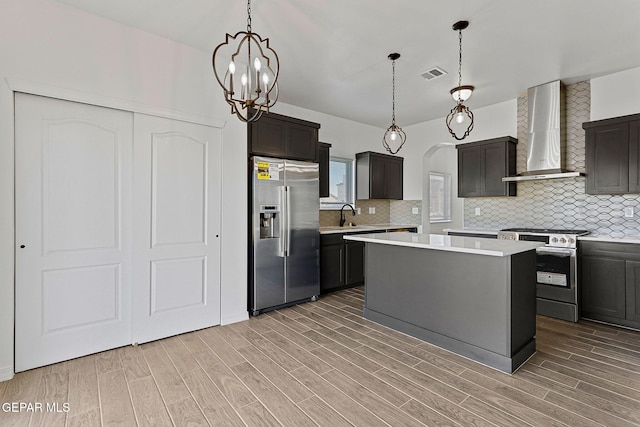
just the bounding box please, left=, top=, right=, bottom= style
left=446, top=20, right=474, bottom=140
left=383, top=53, right=406, bottom=154
left=212, top=0, right=279, bottom=122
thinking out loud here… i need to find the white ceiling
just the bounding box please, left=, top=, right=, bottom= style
left=53, top=0, right=640, bottom=128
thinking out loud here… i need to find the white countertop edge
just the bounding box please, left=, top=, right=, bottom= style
left=320, top=224, right=419, bottom=235
left=344, top=233, right=543, bottom=257
left=579, top=235, right=640, bottom=244
left=443, top=228, right=500, bottom=235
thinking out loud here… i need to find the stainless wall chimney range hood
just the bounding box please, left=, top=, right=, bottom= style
left=502, top=80, right=585, bottom=182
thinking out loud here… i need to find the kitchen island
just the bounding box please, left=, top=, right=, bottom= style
left=343, top=232, right=543, bottom=373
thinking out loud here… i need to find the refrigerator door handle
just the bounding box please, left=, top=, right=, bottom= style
left=285, top=185, right=292, bottom=256
left=277, top=185, right=286, bottom=257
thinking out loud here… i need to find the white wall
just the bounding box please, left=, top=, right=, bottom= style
left=591, top=66, right=640, bottom=121
left=271, top=103, right=384, bottom=159
left=403, top=99, right=518, bottom=232
left=0, top=0, right=248, bottom=380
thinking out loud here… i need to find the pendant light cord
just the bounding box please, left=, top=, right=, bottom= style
left=391, top=59, right=396, bottom=125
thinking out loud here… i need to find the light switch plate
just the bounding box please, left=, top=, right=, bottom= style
left=356, top=208, right=361, bottom=215
left=475, top=207, right=481, bottom=216
left=369, top=207, right=376, bottom=214
left=412, top=207, right=419, bottom=214
left=625, top=207, right=634, bottom=218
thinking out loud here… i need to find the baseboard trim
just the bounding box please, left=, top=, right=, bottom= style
left=0, top=365, right=14, bottom=382
left=221, top=312, right=249, bottom=326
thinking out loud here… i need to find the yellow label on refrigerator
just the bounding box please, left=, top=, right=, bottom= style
left=257, top=161, right=270, bottom=180
left=257, top=161, right=280, bottom=180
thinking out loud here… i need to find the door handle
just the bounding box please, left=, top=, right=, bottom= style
left=286, top=185, right=291, bottom=256
left=277, top=186, right=286, bottom=257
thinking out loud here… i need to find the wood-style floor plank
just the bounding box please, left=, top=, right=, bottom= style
left=182, top=368, right=246, bottom=427
left=231, top=361, right=316, bottom=427
left=66, top=354, right=99, bottom=418
left=97, top=369, right=136, bottom=426
left=166, top=396, right=209, bottom=427
left=142, top=346, right=191, bottom=405
left=127, top=376, right=173, bottom=427
left=1, top=287, right=640, bottom=427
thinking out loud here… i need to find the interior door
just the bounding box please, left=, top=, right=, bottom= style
left=132, top=114, right=221, bottom=344
left=15, top=93, right=134, bottom=372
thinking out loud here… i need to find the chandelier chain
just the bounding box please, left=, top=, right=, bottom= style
left=391, top=59, right=396, bottom=125
left=457, top=28, right=463, bottom=100
left=247, top=0, right=252, bottom=32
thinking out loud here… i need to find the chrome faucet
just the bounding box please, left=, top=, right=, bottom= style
left=339, top=204, right=356, bottom=227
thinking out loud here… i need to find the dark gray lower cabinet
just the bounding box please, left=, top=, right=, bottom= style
left=626, top=261, right=640, bottom=323
left=581, top=255, right=626, bottom=319
left=320, top=243, right=344, bottom=292
left=320, top=228, right=416, bottom=294
left=320, top=233, right=364, bottom=293
left=345, top=241, right=365, bottom=285
left=580, top=241, right=640, bottom=329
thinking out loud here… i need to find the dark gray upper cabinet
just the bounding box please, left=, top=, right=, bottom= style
left=456, top=136, right=517, bottom=197
left=248, top=111, right=320, bottom=161
left=318, top=142, right=331, bottom=198
left=356, top=151, right=403, bottom=200
left=583, top=113, right=640, bottom=194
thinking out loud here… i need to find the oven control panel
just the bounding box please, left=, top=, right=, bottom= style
left=549, top=234, right=577, bottom=249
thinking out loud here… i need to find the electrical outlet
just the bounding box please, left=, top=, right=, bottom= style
left=625, top=207, right=635, bottom=218
left=369, top=207, right=376, bottom=214
left=412, top=207, right=419, bottom=214
left=475, top=207, right=481, bottom=216
left=356, top=208, right=361, bottom=215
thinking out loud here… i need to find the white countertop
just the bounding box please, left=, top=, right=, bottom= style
left=579, top=234, right=640, bottom=244
left=320, top=223, right=418, bottom=235
left=343, top=232, right=543, bottom=257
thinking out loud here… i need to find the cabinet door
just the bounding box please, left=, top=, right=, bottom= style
left=585, top=122, right=629, bottom=194
left=626, top=260, right=640, bottom=322
left=345, top=241, right=365, bottom=285
left=581, top=256, right=626, bottom=319
left=249, top=116, right=287, bottom=157
left=369, top=155, right=387, bottom=199
left=287, top=122, right=317, bottom=161
left=318, top=143, right=330, bottom=198
left=320, top=244, right=344, bottom=292
left=385, top=157, right=404, bottom=200
left=483, top=143, right=508, bottom=196
left=458, top=145, right=482, bottom=197
left=629, top=120, right=640, bottom=193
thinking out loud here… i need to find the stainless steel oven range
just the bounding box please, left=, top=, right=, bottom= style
left=498, top=228, right=590, bottom=322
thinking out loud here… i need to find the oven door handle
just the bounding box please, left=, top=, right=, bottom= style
left=536, top=247, right=574, bottom=257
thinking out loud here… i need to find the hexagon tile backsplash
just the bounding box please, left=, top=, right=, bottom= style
left=464, top=81, right=640, bottom=237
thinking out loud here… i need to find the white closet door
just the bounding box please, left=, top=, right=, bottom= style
left=132, top=114, right=221, bottom=344
left=15, top=93, right=134, bottom=372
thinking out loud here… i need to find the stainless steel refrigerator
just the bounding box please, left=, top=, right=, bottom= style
left=250, top=155, right=320, bottom=315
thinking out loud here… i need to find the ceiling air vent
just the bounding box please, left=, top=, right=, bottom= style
left=420, top=66, right=447, bottom=80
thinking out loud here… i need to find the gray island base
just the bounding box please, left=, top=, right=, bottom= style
left=343, top=233, right=543, bottom=373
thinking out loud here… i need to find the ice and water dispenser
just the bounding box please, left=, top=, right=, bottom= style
left=259, top=205, right=280, bottom=239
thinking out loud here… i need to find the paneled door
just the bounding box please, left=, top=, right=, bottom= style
left=132, top=114, right=221, bottom=344
left=15, top=93, right=134, bottom=372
